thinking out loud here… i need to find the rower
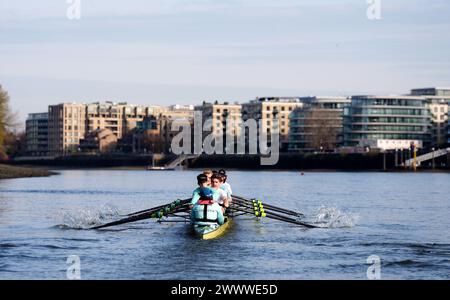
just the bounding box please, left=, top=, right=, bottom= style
left=210, top=174, right=229, bottom=213
left=190, top=193, right=224, bottom=226
left=218, top=169, right=232, bottom=196
left=190, top=174, right=214, bottom=207
left=202, top=169, right=213, bottom=187
left=190, top=180, right=224, bottom=227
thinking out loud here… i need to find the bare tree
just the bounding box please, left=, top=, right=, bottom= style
left=303, top=109, right=342, bottom=152
left=0, top=85, right=19, bottom=159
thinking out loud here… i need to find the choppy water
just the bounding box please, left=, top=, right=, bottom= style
left=0, top=170, right=449, bottom=279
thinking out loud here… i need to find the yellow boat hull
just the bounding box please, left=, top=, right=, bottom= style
left=193, top=217, right=232, bottom=240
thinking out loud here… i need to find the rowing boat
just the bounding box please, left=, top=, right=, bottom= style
left=192, top=217, right=232, bottom=240
left=90, top=195, right=317, bottom=235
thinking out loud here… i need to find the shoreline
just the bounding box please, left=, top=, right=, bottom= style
left=0, top=164, right=58, bottom=180
left=5, top=165, right=449, bottom=174
left=9, top=153, right=450, bottom=173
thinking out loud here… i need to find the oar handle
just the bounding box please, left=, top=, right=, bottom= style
left=233, top=195, right=304, bottom=217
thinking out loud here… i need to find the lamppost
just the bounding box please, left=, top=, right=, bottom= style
left=394, top=149, right=398, bottom=168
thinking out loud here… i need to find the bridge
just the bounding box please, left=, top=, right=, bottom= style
left=403, top=148, right=450, bottom=167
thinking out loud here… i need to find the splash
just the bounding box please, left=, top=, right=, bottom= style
left=311, top=206, right=359, bottom=228
left=58, top=204, right=120, bottom=230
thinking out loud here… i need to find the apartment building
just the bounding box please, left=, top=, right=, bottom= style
left=448, top=110, right=450, bottom=146
left=26, top=113, right=49, bottom=156
left=411, top=87, right=450, bottom=97
left=133, top=105, right=195, bottom=154
left=411, top=88, right=450, bottom=147
left=195, top=101, right=242, bottom=138
left=48, top=103, right=87, bottom=156
left=48, top=102, right=164, bottom=156
left=241, top=97, right=303, bottom=150
left=288, top=96, right=351, bottom=152
left=343, top=95, right=431, bottom=149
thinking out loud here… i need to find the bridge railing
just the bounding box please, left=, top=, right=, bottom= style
left=403, top=148, right=450, bottom=167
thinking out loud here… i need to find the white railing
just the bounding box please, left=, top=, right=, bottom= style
left=403, top=148, right=450, bottom=167
left=163, top=154, right=200, bottom=169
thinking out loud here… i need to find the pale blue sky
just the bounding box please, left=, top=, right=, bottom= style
left=1, top=0, right=450, bottom=122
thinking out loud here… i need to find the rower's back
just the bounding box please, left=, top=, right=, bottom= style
left=191, top=200, right=224, bottom=226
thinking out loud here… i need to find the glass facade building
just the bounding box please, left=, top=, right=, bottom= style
left=26, top=113, right=49, bottom=156
left=343, top=96, right=431, bottom=147
left=288, top=97, right=350, bottom=152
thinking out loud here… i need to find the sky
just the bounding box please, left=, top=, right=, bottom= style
left=1, top=0, right=450, bottom=122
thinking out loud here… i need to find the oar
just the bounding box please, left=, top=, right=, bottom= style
left=126, top=198, right=191, bottom=217
left=91, top=201, right=190, bottom=230
left=232, top=196, right=304, bottom=218
left=231, top=200, right=294, bottom=221
left=228, top=205, right=317, bottom=228
left=233, top=195, right=304, bottom=217
left=232, top=197, right=302, bottom=218
left=228, top=203, right=318, bottom=228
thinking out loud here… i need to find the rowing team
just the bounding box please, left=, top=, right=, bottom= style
left=189, top=169, right=233, bottom=226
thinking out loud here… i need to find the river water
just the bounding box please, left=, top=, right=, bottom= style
left=0, top=170, right=449, bottom=279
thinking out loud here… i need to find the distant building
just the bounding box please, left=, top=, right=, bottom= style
left=242, top=97, right=303, bottom=151
left=195, top=101, right=242, bottom=138
left=79, top=128, right=118, bottom=154
left=410, top=87, right=450, bottom=97
left=159, top=106, right=195, bottom=153
left=410, top=88, right=450, bottom=148
left=448, top=109, right=450, bottom=146
left=343, top=95, right=431, bottom=149
left=426, top=99, right=449, bottom=147
left=48, top=103, right=87, bottom=156
left=132, top=105, right=195, bottom=154
left=132, top=116, right=160, bottom=153
left=288, top=96, right=351, bottom=152
left=26, top=113, right=49, bottom=156
left=48, top=102, right=163, bottom=156
left=86, top=102, right=162, bottom=138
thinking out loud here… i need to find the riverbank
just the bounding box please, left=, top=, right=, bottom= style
left=10, top=153, right=450, bottom=171
left=0, top=164, right=57, bottom=180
